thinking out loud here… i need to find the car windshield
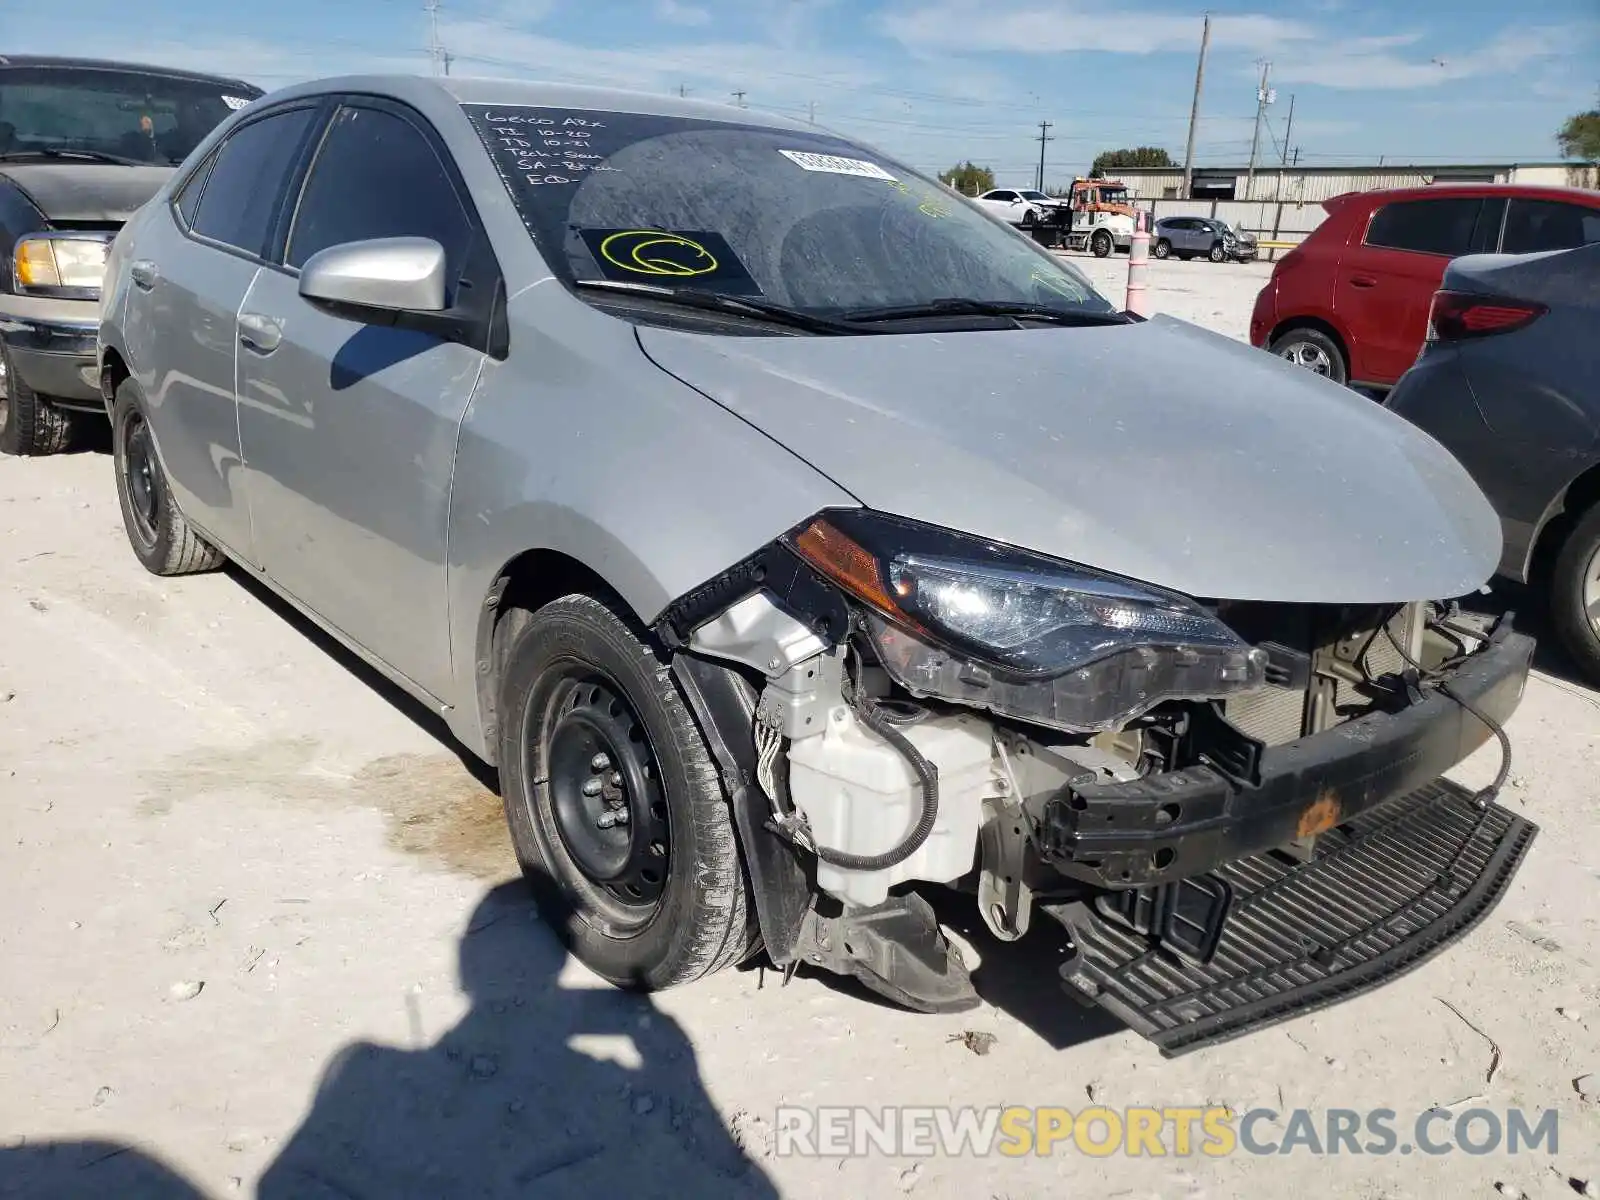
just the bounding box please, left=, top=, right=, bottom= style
left=463, top=104, right=1114, bottom=324
left=0, top=65, right=258, bottom=166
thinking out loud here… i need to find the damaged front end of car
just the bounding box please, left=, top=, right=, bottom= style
left=654, top=508, right=1538, bottom=1056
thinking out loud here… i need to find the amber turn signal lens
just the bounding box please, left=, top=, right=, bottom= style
left=790, top=517, right=911, bottom=622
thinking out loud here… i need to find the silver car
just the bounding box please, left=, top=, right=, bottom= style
left=99, top=75, right=1537, bottom=1055
left=1152, top=216, right=1258, bottom=262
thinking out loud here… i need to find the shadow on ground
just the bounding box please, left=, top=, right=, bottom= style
left=927, top=891, right=1126, bottom=1051
left=0, top=884, right=778, bottom=1200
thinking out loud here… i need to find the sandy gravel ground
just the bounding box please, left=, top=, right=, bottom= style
left=2, top=257, right=1597, bottom=1200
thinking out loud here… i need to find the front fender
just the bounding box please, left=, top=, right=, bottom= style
left=442, top=288, right=855, bottom=757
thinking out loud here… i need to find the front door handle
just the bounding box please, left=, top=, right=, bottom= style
left=1349, top=275, right=1377, bottom=289
left=238, top=312, right=283, bottom=355
left=129, top=260, right=159, bottom=290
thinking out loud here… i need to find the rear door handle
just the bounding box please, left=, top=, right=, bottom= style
left=237, top=312, right=283, bottom=354
left=1350, top=276, right=1377, bottom=289
left=129, top=260, right=158, bottom=290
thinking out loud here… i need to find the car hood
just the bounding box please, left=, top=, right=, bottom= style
left=637, top=315, right=1500, bottom=604
left=0, top=163, right=174, bottom=223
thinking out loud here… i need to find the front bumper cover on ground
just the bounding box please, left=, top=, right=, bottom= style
left=1037, top=625, right=1533, bottom=889
left=1046, top=779, right=1536, bottom=1056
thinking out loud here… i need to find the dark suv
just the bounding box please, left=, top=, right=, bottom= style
left=1249, top=183, right=1600, bottom=390
left=0, top=55, right=261, bottom=455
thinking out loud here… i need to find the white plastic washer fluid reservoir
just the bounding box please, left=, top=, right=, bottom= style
left=786, top=707, right=995, bottom=908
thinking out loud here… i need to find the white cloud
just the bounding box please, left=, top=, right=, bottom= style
left=1271, top=25, right=1582, bottom=90
left=654, top=0, right=711, bottom=27
left=882, top=1, right=1596, bottom=94
left=881, top=1, right=1315, bottom=56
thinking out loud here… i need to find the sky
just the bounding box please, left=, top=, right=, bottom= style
left=11, top=0, right=1598, bottom=187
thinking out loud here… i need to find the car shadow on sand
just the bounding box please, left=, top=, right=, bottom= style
left=0, top=883, right=778, bottom=1200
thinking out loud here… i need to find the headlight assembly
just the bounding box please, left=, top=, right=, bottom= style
left=786, top=510, right=1268, bottom=733
left=14, top=232, right=112, bottom=296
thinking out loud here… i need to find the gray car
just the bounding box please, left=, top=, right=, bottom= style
left=1152, top=216, right=1258, bottom=262
left=99, top=75, right=1538, bottom=1055
left=1387, top=242, right=1600, bottom=681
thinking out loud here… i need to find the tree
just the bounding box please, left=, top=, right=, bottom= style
left=1089, top=147, right=1174, bottom=178
left=939, top=161, right=994, bottom=196
left=1557, top=109, right=1600, bottom=163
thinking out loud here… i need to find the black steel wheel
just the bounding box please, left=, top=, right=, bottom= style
left=496, top=594, right=758, bottom=990
left=1091, top=229, right=1114, bottom=258
left=541, top=671, right=672, bottom=921
left=111, top=381, right=224, bottom=575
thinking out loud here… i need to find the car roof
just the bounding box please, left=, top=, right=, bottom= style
left=259, top=73, right=816, bottom=134
left=0, top=53, right=261, bottom=92
left=1326, top=182, right=1600, bottom=211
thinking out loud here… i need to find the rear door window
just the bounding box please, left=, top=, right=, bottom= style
left=1364, top=198, right=1483, bottom=257
left=1502, top=199, right=1600, bottom=254
left=286, top=104, right=472, bottom=274
left=189, top=107, right=318, bottom=256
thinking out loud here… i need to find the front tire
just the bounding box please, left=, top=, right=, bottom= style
left=1091, top=230, right=1113, bottom=258
left=496, top=594, right=756, bottom=991
left=111, top=381, right=224, bottom=576
left=1208, top=242, right=1227, bottom=263
left=1550, top=506, right=1600, bottom=685
left=1153, top=238, right=1171, bottom=260
left=0, top=340, right=77, bottom=457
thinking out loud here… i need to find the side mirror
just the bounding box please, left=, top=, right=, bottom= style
left=299, top=237, right=447, bottom=313
left=1009, top=197, right=1021, bottom=205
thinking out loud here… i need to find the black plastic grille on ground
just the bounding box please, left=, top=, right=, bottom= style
left=1046, top=780, right=1537, bottom=1057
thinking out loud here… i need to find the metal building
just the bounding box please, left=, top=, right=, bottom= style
left=1113, top=162, right=1597, bottom=204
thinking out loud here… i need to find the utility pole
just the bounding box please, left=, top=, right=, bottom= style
left=731, top=90, right=747, bottom=108
left=425, top=0, right=443, bottom=77
left=1244, top=60, right=1273, bottom=201
left=1292, top=146, right=1300, bottom=166
left=808, top=100, right=817, bottom=124
left=1181, top=13, right=1211, bottom=200
left=1280, top=93, right=1295, bottom=165
left=442, top=49, right=453, bottom=76
left=678, top=83, right=688, bottom=97
left=1035, top=120, right=1054, bottom=192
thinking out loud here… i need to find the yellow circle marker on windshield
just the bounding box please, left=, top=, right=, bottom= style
left=599, top=230, right=719, bottom=277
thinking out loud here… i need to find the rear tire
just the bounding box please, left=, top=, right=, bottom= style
left=111, top=381, right=224, bottom=576
left=1153, top=238, right=1171, bottom=259
left=1549, top=505, right=1600, bottom=686
left=0, top=340, right=77, bottom=457
left=1091, top=230, right=1113, bottom=258
left=496, top=594, right=757, bottom=991
left=1268, top=325, right=1349, bottom=386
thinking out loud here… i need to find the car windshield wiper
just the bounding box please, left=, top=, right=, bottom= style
left=837, top=298, right=1133, bottom=326
left=0, top=148, right=153, bottom=167
left=572, top=279, right=869, bottom=335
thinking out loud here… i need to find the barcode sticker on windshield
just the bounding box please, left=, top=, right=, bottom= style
left=778, top=150, right=896, bottom=181
left=222, top=95, right=251, bottom=111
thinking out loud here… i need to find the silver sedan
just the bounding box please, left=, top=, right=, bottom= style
left=98, top=74, right=1530, bottom=1049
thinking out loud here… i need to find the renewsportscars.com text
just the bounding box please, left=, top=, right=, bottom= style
left=773, top=1105, right=1560, bottom=1158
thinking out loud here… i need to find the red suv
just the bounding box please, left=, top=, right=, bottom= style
left=1250, top=184, right=1600, bottom=390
